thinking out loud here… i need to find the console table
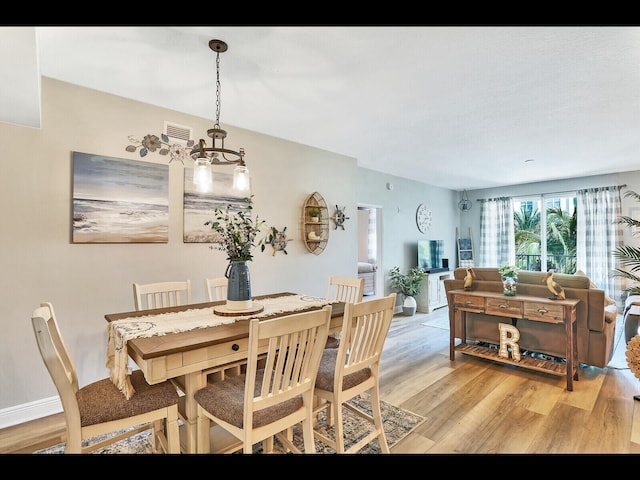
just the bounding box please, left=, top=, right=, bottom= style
left=448, top=289, right=580, bottom=391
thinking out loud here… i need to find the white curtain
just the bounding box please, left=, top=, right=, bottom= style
left=577, top=186, right=623, bottom=303
left=479, top=197, right=515, bottom=268
left=367, top=208, right=377, bottom=264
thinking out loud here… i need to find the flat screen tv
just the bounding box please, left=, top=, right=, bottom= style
left=418, top=239, right=446, bottom=272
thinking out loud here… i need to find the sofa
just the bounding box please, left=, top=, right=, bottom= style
left=444, top=267, right=619, bottom=368
left=358, top=261, right=377, bottom=296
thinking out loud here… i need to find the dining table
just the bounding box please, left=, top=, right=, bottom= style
left=104, top=292, right=345, bottom=454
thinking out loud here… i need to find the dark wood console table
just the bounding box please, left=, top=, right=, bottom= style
left=448, top=289, right=580, bottom=391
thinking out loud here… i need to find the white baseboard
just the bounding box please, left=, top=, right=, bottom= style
left=0, top=397, right=62, bottom=429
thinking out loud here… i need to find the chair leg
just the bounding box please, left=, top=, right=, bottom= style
left=196, top=406, right=211, bottom=453
left=370, top=387, right=389, bottom=453
left=333, top=400, right=346, bottom=453
left=301, top=416, right=316, bottom=453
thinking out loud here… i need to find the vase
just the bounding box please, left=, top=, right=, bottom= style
left=502, top=276, right=517, bottom=296
left=225, top=260, right=252, bottom=311
left=402, top=295, right=417, bottom=316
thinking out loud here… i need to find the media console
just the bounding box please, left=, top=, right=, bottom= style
left=448, top=289, right=580, bottom=391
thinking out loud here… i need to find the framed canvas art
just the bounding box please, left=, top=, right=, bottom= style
left=72, top=152, right=169, bottom=243
left=183, top=168, right=250, bottom=243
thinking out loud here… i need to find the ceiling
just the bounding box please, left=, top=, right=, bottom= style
left=4, top=26, right=640, bottom=191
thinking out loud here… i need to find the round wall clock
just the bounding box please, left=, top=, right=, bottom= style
left=416, top=203, right=432, bottom=233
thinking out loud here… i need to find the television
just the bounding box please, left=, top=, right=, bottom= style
left=418, top=239, right=447, bottom=272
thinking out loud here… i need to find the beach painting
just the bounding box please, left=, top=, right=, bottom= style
left=183, top=168, right=250, bottom=243
left=72, top=152, right=169, bottom=243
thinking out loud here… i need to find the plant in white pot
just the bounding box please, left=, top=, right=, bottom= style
left=389, top=266, right=427, bottom=316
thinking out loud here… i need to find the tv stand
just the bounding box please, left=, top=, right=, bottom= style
left=426, top=267, right=449, bottom=273
left=416, top=271, right=453, bottom=313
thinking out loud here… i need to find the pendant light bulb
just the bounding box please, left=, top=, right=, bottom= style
left=233, top=164, right=250, bottom=194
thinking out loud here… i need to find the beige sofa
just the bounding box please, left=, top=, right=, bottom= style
left=444, top=267, right=619, bottom=368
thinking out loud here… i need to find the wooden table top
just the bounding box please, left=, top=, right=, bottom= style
left=105, top=292, right=345, bottom=360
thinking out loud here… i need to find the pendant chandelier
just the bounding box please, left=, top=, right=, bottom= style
left=190, top=39, right=250, bottom=194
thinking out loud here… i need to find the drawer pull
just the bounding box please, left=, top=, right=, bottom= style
left=232, top=343, right=240, bottom=351
left=537, top=308, right=548, bottom=315
left=499, top=303, right=509, bottom=309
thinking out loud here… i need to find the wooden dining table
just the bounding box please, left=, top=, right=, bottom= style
left=105, top=292, right=345, bottom=454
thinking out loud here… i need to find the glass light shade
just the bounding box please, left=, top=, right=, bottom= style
left=193, top=159, right=213, bottom=193
left=232, top=164, right=251, bottom=194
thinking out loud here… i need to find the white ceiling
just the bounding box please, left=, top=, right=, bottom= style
left=4, top=26, right=640, bottom=191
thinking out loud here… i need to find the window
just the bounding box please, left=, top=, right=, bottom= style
left=513, top=193, right=577, bottom=274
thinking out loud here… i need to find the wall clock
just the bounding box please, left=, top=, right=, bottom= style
left=416, top=203, right=432, bottom=233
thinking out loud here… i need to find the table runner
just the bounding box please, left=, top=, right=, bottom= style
left=106, top=294, right=336, bottom=398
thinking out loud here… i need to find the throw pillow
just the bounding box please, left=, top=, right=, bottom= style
left=575, top=270, right=616, bottom=305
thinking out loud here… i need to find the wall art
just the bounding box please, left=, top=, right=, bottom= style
left=72, top=152, right=169, bottom=243
left=183, top=168, right=250, bottom=243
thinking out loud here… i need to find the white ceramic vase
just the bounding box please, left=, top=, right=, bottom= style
left=403, top=295, right=417, bottom=316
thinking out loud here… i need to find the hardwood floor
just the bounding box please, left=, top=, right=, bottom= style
left=2, top=306, right=639, bottom=454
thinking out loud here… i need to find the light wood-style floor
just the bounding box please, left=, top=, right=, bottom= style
left=2, top=306, right=639, bottom=454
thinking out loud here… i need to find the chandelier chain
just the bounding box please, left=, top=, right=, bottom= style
left=214, top=50, right=221, bottom=130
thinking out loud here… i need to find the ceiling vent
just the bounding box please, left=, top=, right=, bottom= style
left=164, top=121, right=192, bottom=145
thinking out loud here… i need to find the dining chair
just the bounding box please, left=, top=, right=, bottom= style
left=326, top=275, right=365, bottom=304
left=204, top=276, right=228, bottom=302
left=30, top=302, right=181, bottom=454
left=133, top=280, right=192, bottom=310
left=325, top=275, right=365, bottom=349
left=312, top=292, right=396, bottom=453
left=193, top=305, right=332, bottom=454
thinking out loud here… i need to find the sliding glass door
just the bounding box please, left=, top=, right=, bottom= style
left=513, top=193, right=577, bottom=274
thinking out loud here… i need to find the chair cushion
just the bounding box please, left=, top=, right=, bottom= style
left=315, top=348, right=371, bottom=392
left=194, top=369, right=303, bottom=429
left=76, top=370, right=179, bottom=427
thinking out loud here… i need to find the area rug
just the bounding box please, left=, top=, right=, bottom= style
left=35, top=395, right=424, bottom=454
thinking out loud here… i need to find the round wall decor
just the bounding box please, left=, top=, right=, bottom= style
left=416, top=203, right=432, bottom=233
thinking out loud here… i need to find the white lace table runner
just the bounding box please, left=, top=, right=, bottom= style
left=106, top=294, right=336, bottom=398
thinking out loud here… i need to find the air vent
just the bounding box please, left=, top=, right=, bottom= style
left=164, top=122, right=192, bottom=145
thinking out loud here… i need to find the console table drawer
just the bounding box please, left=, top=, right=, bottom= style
left=524, top=301, right=564, bottom=323
left=486, top=297, right=523, bottom=318
left=454, top=294, right=484, bottom=311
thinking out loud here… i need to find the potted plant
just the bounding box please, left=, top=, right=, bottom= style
left=498, top=264, right=519, bottom=296
left=389, top=266, right=427, bottom=316
left=308, top=207, right=321, bottom=222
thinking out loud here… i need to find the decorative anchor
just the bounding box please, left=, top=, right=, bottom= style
left=333, top=205, right=349, bottom=230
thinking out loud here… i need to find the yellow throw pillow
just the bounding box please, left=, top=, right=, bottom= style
left=575, top=270, right=616, bottom=305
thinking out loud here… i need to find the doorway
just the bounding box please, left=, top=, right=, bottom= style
left=357, top=204, right=383, bottom=297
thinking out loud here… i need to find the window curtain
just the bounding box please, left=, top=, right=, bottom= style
left=367, top=208, right=377, bottom=264
left=576, top=186, right=623, bottom=303
left=478, top=197, right=515, bottom=268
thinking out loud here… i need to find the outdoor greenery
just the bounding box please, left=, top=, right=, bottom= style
left=389, top=266, right=427, bottom=297
left=513, top=202, right=577, bottom=274
left=613, top=190, right=640, bottom=295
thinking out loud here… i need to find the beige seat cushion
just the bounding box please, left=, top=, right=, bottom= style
left=575, top=270, right=616, bottom=306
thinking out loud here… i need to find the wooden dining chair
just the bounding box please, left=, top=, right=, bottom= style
left=133, top=280, right=191, bottom=310
left=325, top=275, right=365, bottom=349
left=204, top=277, right=228, bottom=302
left=194, top=305, right=332, bottom=454
left=326, top=275, right=365, bottom=304
left=312, top=293, right=396, bottom=453
left=30, top=302, right=181, bottom=454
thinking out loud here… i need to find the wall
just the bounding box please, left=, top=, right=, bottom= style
left=0, top=78, right=461, bottom=426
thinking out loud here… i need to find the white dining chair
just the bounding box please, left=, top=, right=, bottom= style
left=204, top=277, right=228, bottom=302
left=133, top=280, right=192, bottom=310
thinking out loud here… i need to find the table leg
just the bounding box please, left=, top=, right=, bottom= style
left=182, top=371, right=207, bottom=453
